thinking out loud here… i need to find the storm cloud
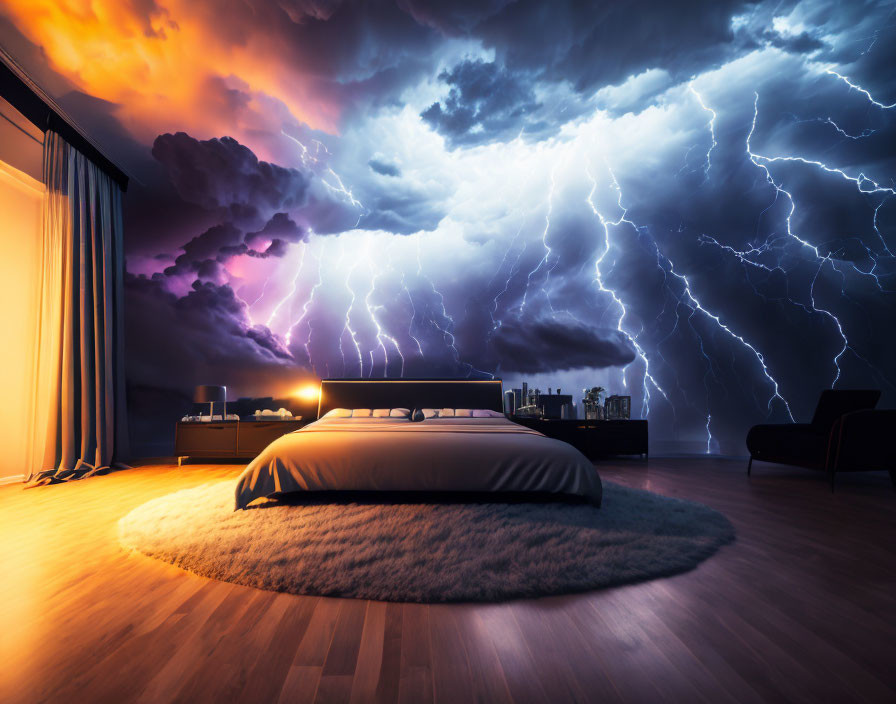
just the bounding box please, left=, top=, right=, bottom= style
left=244, top=212, right=308, bottom=249
left=6, top=0, right=895, bottom=455
left=421, top=59, right=540, bottom=147
left=152, top=132, right=311, bottom=215
left=491, top=319, right=637, bottom=374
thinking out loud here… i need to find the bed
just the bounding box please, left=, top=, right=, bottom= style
left=234, top=379, right=601, bottom=509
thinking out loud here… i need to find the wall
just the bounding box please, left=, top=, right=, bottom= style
left=0, top=97, right=43, bottom=480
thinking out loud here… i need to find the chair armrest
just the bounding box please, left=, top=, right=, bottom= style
left=746, top=423, right=815, bottom=451
left=827, top=410, right=896, bottom=472
left=746, top=424, right=826, bottom=468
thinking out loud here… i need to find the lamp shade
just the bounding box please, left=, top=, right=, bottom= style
left=193, top=385, right=226, bottom=404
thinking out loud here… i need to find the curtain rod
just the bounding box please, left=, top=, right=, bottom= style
left=0, top=44, right=131, bottom=191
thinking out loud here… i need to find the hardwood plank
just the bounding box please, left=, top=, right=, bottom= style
left=374, top=602, right=403, bottom=704
left=314, top=675, right=353, bottom=704
left=322, top=598, right=368, bottom=676
left=238, top=595, right=319, bottom=703
left=348, top=602, right=387, bottom=704
left=510, top=602, right=603, bottom=704
left=428, top=605, right=475, bottom=704
left=450, top=605, right=513, bottom=704
left=278, top=666, right=321, bottom=704
left=475, top=605, right=551, bottom=704
left=293, top=598, right=343, bottom=667
left=398, top=604, right=433, bottom=704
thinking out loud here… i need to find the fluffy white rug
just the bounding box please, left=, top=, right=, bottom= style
left=118, top=482, right=734, bottom=602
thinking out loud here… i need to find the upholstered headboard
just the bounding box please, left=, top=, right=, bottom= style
left=317, top=379, right=504, bottom=418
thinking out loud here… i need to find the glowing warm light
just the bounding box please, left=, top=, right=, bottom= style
left=1, top=0, right=341, bottom=153
left=293, top=384, right=320, bottom=402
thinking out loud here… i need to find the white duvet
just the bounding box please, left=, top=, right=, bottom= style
left=234, top=416, right=601, bottom=509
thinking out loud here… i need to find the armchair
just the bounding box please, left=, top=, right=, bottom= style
left=746, top=389, right=892, bottom=490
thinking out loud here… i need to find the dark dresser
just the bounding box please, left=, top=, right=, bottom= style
left=511, top=417, right=648, bottom=459
left=175, top=419, right=307, bottom=465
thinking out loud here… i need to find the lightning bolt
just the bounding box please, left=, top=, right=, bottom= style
left=266, top=242, right=307, bottom=334
left=825, top=67, right=896, bottom=110
left=484, top=160, right=550, bottom=333
left=518, top=165, right=558, bottom=315
left=281, top=131, right=385, bottom=376
left=745, top=91, right=880, bottom=386
left=287, top=237, right=325, bottom=369
left=391, top=241, right=425, bottom=361
left=676, top=71, right=896, bottom=434
left=662, top=251, right=794, bottom=419
left=248, top=275, right=273, bottom=310
left=334, top=240, right=364, bottom=376
left=364, top=242, right=404, bottom=377
left=282, top=130, right=367, bottom=226
left=585, top=93, right=804, bottom=442
left=414, top=235, right=461, bottom=368
left=585, top=162, right=670, bottom=419
left=790, top=115, right=878, bottom=140
left=487, top=222, right=526, bottom=331
left=688, top=82, right=717, bottom=180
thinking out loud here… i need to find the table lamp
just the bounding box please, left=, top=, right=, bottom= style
left=194, top=385, right=226, bottom=419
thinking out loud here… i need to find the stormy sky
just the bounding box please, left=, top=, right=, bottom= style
left=3, top=0, right=895, bottom=452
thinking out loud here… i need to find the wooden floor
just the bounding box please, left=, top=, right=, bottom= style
left=1, top=458, right=894, bottom=704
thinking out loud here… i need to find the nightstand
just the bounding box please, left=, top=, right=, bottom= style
left=510, top=418, right=648, bottom=459
left=175, top=418, right=307, bottom=465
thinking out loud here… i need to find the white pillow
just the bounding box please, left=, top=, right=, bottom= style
left=390, top=408, right=411, bottom=417
left=454, top=408, right=473, bottom=417
left=323, top=408, right=351, bottom=418
left=371, top=408, right=391, bottom=417
left=440, top=407, right=455, bottom=417
left=472, top=409, right=504, bottom=417
left=421, top=408, right=439, bottom=418
left=351, top=408, right=372, bottom=417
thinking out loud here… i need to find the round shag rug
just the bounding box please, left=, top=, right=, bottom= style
left=118, top=481, right=734, bottom=602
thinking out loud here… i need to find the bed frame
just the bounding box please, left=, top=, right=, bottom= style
left=316, top=379, right=504, bottom=419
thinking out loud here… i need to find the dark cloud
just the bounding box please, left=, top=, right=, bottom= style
left=764, top=30, right=825, bottom=54
left=276, top=0, right=342, bottom=23
left=368, top=158, right=402, bottom=177
left=257, top=239, right=292, bottom=258
left=421, top=59, right=540, bottom=146
left=397, top=0, right=512, bottom=34
left=181, top=222, right=244, bottom=263
left=185, top=0, right=446, bottom=124
left=472, top=0, right=756, bottom=91
left=223, top=213, right=309, bottom=260
left=218, top=243, right=250, bottom=259
left=359, top=189, right=446, bottom=234
left=125, top=275, right=295, bottom=391
left=160, top=213, right=308, bottom=281
left=491, top=318, right=637, bottom=374
left=246, top=323, right=294, bottom=359
left=151, top=132, right=311, bottom=214
left=400, top=0, right=765, bottom=96
left=162, top=222, right=243, bottom=278
left=244, top=212, right=307, bottom=248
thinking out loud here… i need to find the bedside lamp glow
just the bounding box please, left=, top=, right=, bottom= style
left=294, top=384, right=321, bottom=402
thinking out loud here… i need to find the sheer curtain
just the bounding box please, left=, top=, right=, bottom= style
left=26, top=131, right=129, bottom=484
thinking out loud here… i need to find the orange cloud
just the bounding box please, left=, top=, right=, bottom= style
left=2, top=0, right=342, bottom=149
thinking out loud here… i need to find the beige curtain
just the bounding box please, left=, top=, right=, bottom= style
left=26, top=131, right=128, bottom=484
